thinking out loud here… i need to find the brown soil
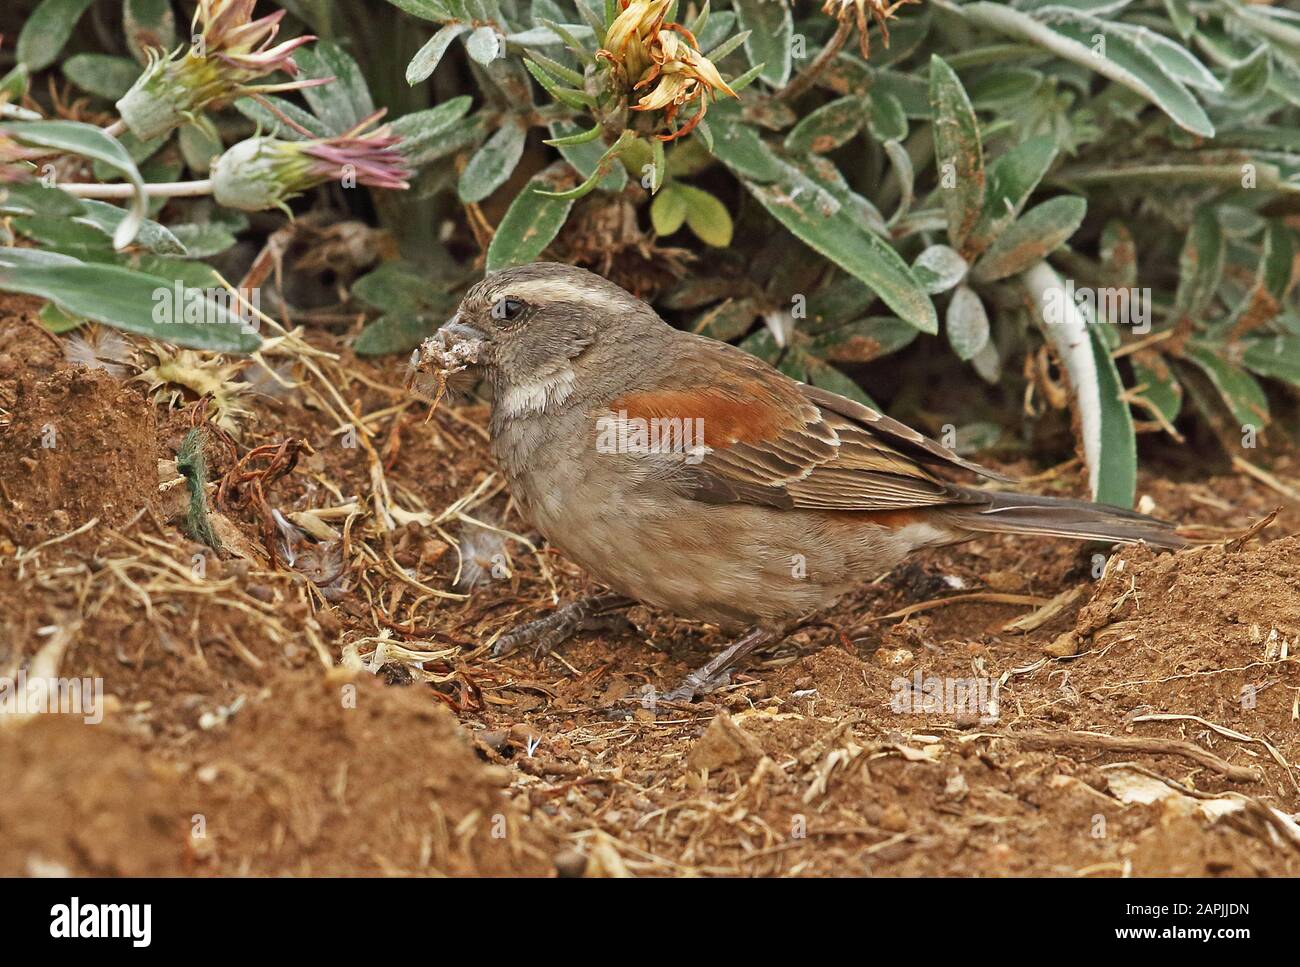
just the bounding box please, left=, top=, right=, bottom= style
left=1, top=293, right=1298, bottom=877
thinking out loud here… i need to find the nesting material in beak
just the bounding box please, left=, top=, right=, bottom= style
left=407, top=325, right=485, bottom=416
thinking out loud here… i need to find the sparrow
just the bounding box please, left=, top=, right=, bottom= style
left=410, top=262, right=1183, bottom=701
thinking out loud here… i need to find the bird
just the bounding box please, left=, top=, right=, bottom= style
left=409, top=261, right=1184, bottom=702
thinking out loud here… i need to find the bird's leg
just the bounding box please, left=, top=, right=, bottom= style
left=662, top=625, right=784, bottom=703
left=491, top=593, right=637, bottom=658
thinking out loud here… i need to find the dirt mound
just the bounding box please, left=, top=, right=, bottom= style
left=0, top=671, right=558, bottom=876
left=0, top=716, right=194, bottom=876
left=0, top=366, right=158, bottom=543
left=188, top=670, right=557, bottom=875
left=1065, top=536, right=1300, bottom=795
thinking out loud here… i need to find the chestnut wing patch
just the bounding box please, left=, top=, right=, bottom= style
left=607, top=384, right=972, bottom=513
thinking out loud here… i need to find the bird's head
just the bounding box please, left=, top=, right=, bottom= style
left=410, top=262, right=667, bottom=415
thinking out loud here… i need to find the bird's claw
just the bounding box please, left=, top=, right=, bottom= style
left=491, top=596, right=634, bottom=659
left=661, top=669, right=732, bottom=704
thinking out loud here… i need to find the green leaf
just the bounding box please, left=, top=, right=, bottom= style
left=352, top=260, right=444, bottom=313
left=809, top=316, right=919, bottom=363
left=929, top=55, right=985, bottom=254
left=676, top=184, right=733, bottom=247
left=705, top=119, right=784, bottom=182
left=960, top=3, right=1215, bottom=137
left=737, top=162, right=937, bottom=333
left=1183, top=343, right=1270, bottom=428
left=1131, top=357, right=1183, bottom=426
left=384, top=0, right=456, bottom=22
left=548, top=121, right=628, bottom=193
left=651, top=185, right=689, bottom=236
left=124, top=0, right=177, bottom=62
left=1223, top=45, right=1271, bottom=106
left=1110, top=21, right=1222, bottom=93
left=166, top=222, right=240, bottom=259
left=523, top=57, right=597, bottom=109
left=692, top=297, right=757, bottom=341
left=867, top=92, right=909, bottom=143
left=1242, top=335, right=1300, bottom=388
left=392, top=96, right=474, bottom=153
left=17, top=0, right=96, bottom=72
left=0, top=249, right=260, bottom=353
left=970, top=135, right=1057, bottom=253
left=486, top=172, right=574, bottom=271
left=296, top=42, right=376, bottom=134
left=1164, top=0, right=1195, bottom=40
left=912, top=244, right=968, bottom=294
left=0, top=63, right=30, bottom=101
left=355, top=314, right=439, bottom=356
left=784, top=97, right=865, bottom=155
left=945, top=284, right=990, bottom=361
left=0, top=181, right=86, bottom=218
left=466, top=25, right=505, bottom=66
left=62, top=54, right=141, bottom=100
left=733, top=0, right=793, bottom=88
left=177, top=116, right=224, bottom=174
left=805, top=357, right=879, bottom=408
left=971, top=196, right=1087, bottom=283
left=407, top=23, right=472, bottom=84
left=1090, top=326, right=1137, bottom=509
left=883, top=139, right=915, bottom=226
left=458, top=118, right=528, bottom=202
left=234, top=96, right=331, bottom=140
left=5, top=120, right=147, bottom=250
left=544, top=122, right=603, bottom=147
left=76, top=200, right=187, bottom=256
left=39, top=302, right=84, bottom=334
left=1174, top=208, right=1224, bottom=322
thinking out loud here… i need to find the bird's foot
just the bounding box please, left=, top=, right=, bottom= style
left=661, top=668, right=734, bottom=704
left=491, top=594, right=636, bottom=658
left=659, top=625, right=783, bottom=703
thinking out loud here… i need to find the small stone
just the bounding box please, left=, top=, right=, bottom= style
left=879, top=803, right=909, bottom=832
left=1042, top=630, right=1081, bottom=658
left=874, top=647, right=914, bottom=668
left=554, top=849, right=587, bottom=878
left=687, top=712, right=763, bottom=772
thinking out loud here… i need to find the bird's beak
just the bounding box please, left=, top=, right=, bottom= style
left=436, top=313, right=486, bottom=345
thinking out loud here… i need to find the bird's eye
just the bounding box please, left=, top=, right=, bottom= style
left=491, top=297, right=526, bottom=323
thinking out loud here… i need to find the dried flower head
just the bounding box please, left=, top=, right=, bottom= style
left=116, top=0, right=324, bottom=141
left=822, top=0, right=922, bottom=59
left=211, top=111, right=411, bottom=212
left=599, top=0, right=736, bottom=141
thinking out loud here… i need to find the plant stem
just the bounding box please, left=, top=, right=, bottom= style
left=103, top=119, right=127, bottom=138
left=59, top=178, right=214, bottom=199
left=777, top=20, right=852, bottom=102
left=1022, top=260, right=1102, bottom=500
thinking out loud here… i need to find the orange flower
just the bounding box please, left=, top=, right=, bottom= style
left=599, top=0, right=736, bottom=142
left=821, top=0, right=922, bottom=59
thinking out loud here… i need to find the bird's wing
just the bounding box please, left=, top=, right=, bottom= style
left=599, top=338, right=1012, bottom=513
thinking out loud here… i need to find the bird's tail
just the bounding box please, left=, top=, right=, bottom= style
left=941, top=490, right=1186, bottom=549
